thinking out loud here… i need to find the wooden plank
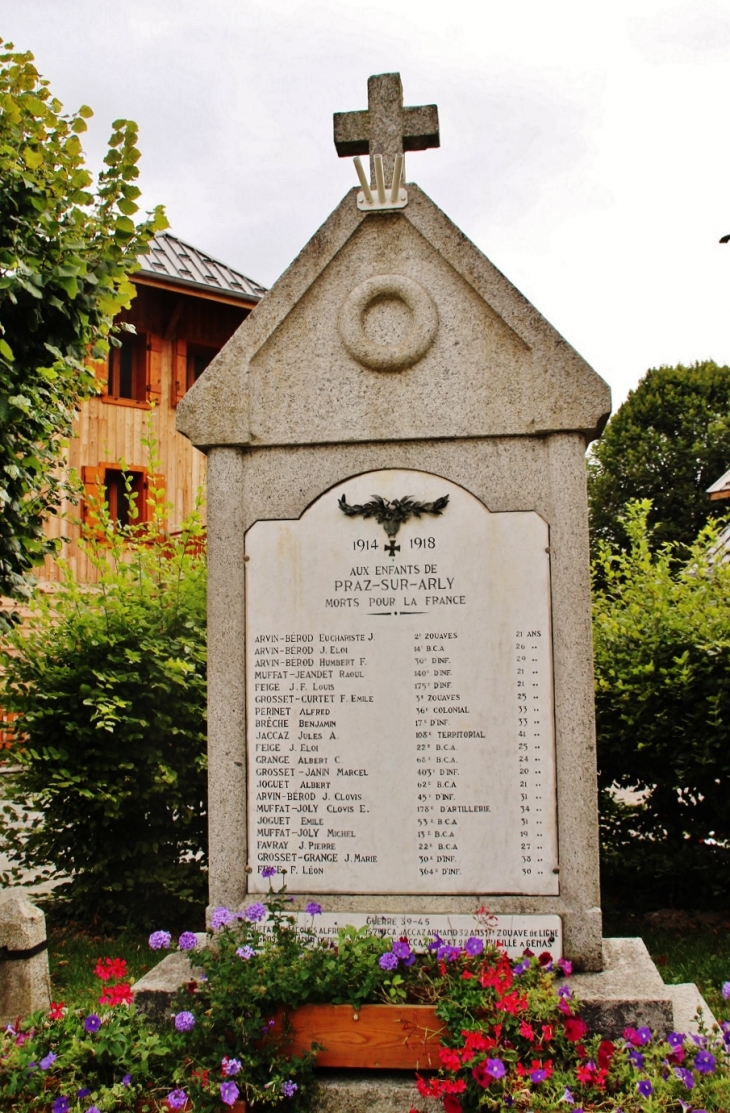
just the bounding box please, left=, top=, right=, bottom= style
left=269, top=1003, right=446, bottom=1070
left=133, top=273, right=259, bottom=310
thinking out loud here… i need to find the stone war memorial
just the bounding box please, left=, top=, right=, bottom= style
left=171, top=72, right=704, bottom=1038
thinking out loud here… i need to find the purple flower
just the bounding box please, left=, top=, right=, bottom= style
left=174, top=1010, right=195, bottom=1032
left=220, top=1081, right=240, bottom=1106
left=77, top=1091, right=91, bottom=1099
left=222, top=1057, right=242, bottom=1076
left=392, top=941, right=411, bottom=959
left=560, top=1088, right=574, bottom=1103
left=465, top=936, right=484, bottom=956
left=83, top=1013, right=101, bottom=1033
left=40, top=1051, right=57, bottom=1070
left=437, top=945, right=461, bottom=962
left=557, top=958, right=573, bottom=975
left=305, top=901, right=322, bottom=916
left=261, top=865, right=277, bottom=878
left=236, top=945, right=257, bottom=960
left=627, top=1049, right=644, bottom=1068
left=85, top=1107, right=102, bottom=1113
left=486, top=1058, right=506, bottom=1079
left=558, top=984, right=573, bottom=999
left=636, top=1026, right=652, bottom=1045
left=122, top=1074, right=131, bottom=1087
left=637, top=1079, right=653, bottom=1097
left=52, top=1099, right=69, bottom=1113
left=722, top=981, right=730, bottom=1000
left=178, top=932, right=198, bottom=952
left=667, top=1031, right=685, bottom=1048
left=211, top=906, right=234, bottom=930
left=148, top=930, right=172, bottom=950
left=379, top=951, right=398, bottom=970
left=694, top=1050, right=716, bottom=1074
left=282, top=1080, right=298, bottom=1097
left=166, top=1090, right=188, bottom=1110
left=531, top=1067, right=548, bottom=1083
left=513, top=958, right=530, bottom=974
left=674, top=1067, right=695, bottom=1089
left=245, top=901, right=267, bottom=923
left=428, top=933, right=445, bottom=950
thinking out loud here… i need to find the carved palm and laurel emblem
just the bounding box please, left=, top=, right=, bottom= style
left=338, top=493, right=449, bottom=538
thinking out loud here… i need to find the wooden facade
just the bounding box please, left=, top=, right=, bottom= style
left=39, top=264, right=259, bottom=585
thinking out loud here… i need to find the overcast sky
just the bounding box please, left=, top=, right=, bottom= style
left=3, top=0, right=730, bottom=409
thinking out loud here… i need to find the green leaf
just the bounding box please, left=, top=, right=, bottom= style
left=22, top=146, right=42, bottom=169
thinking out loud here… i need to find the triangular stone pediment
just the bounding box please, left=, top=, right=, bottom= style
left=177, top=184, right=610, bottom=449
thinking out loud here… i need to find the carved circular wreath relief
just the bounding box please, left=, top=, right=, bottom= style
left=337, top=274, right=438, bottom=372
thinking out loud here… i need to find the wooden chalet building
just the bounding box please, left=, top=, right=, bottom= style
left=40, top=232, right=266, bottom=584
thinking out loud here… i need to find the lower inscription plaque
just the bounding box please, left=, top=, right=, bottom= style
left=245, top=469, right=559, bottom=896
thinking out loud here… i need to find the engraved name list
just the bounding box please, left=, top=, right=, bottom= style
left=245, top=469, right=559, bottom=897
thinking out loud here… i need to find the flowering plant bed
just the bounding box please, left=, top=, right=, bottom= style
left=2, top=873, right=730, bottom=1111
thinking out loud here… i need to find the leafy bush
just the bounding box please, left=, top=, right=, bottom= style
left=588, top=361, right=730, bottom=562
left=0, top=38, right=166, bottom=613
left=0, top=479, right=207, bottom=928
left=593, top=500, right=730, bottom=908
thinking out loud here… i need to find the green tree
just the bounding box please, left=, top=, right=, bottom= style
left=0, top=39, right=166, bottom=616
left=593, top=501, right=730, bottom=907
left=0, top=482, right=207, bottom=929
left=588, top=361, right=730, bottom=556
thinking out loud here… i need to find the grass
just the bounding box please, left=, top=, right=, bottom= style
left=47, top=921, right=167, bottom=1008
left=605, top=909, right=730, bottom=1022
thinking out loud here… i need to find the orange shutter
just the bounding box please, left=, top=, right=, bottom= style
left=147, top=334, right=163, bottom=404
left=81, top=465, right=106, bottom=532
left=172, top=338, right=187, bottom=407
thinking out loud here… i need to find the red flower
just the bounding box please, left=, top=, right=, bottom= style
left=575, top=1061, right=608, bottom=1089
left=496, top=991, right=527, bottom=1016
left=462, top=1030, right=493, bottom=1054
left=471, top=1062, right=491, bottom=1088
left=541, top=1024, right=554, bottom=1042
left=94, top=957, right=128, bottom=982
left=563, top=1016, right=588, bottom=1042
left=538, top=951, right=553, bottom=966
left=529, top=1057, right=553, bottom=1079
left=519, top=1020, right=535, bottom=1041
left=443, top=1095, right=461, bottom=1113
left=597, top=1040, right=615, bottom=1070
left=48, top=1002, right=65, bottom=1020
left=99, top=981, right=133, bottom=1007
left=439, top=1047, right=462, bottom=1071
left=460, top=970, right=474, bottom=980
left=416, top=1075, right=437, bottom=1098
left=576, top=1063, right=594, bottom=1084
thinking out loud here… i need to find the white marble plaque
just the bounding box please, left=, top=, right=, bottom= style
left=246, top=469, right=558, bottom=895
left=286, top=912, right=562, bottom=960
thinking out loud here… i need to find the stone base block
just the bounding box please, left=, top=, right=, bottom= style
left=132, top=949, right=203, bottom=1025
left=313, top=1072, right=415, bottom=1113
left=667, top=982, right=717, bottom=1034
left=567, top=937, right=674, bottom=1038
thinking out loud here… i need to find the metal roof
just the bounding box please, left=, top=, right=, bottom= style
left=136, top=232, right=267, bottom=303
left=707, top=468, right=730, bottom=497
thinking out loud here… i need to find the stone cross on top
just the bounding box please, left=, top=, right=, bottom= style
left=333, top=72, right=439, bottom=186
